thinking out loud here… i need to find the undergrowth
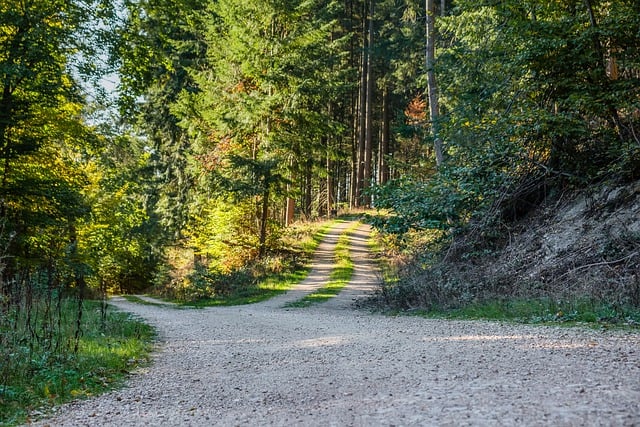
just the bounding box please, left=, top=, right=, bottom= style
left=165, top=218, right=337, bottom=307
left=372, top=180, right=640, bottom=329
left=0, top=300, right=154, bottom=426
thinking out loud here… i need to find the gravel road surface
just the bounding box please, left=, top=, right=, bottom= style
left=31, top=221, right=640, bottom=426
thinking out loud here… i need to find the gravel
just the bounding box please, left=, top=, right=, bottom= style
left=29, top=222, right=640, bottom=426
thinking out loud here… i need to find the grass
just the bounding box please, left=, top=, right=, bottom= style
left=175, top=219, right=337, bottom=307
left=182, top=267, right=313, bottom=307
left=122, top=295, right=182, bottom=307
left=411, top=298, right=640, bottom=328
left=285, top=221, right=361, bottom=308
left=0, top=299, right=155, bottom=426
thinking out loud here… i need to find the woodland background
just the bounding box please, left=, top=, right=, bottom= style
left=1, top=0, right=640, bottom=396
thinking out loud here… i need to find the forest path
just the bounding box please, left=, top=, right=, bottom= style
left=32, top=221, right=640, bottom=426
left=258, top=219, right=378, bottom=310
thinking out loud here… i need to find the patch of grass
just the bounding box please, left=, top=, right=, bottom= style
left=122, top=295, right=177, bottom=307
left=285, top=221, right=360, bottom=308
left=177, top=219, right=337, bottom=307
left=413, top=298, right=640, bottom=328
left=1, top=300, right=155, bottom=426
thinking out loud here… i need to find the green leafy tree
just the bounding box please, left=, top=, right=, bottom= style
left=78, top=134, right=160, bottom=295
left=115, top=0, right=207, bottom=240
left=0, top=0, right=113, bottom=289
left=180, top=0, right=349, bottom=258
left=375, top=0, right=640, bottom=235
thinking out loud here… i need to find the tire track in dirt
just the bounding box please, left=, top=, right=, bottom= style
left=319, top=221, right=378, bottom=310
left=259, top=219, right=357, bottom=309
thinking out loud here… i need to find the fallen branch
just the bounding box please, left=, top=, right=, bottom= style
left=555, top=251, right=639, bottom=281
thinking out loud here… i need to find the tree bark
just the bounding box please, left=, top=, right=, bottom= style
left=378, top=85, right=390, bottom=185
left=327, top=144, right=334, bottom=217
left=362, top=0, right=375, bottom=208
left=426, top=0, right=444, bottom=167
left=355, top=0, right=368, bottom=208
left=582, top=0, right=625, bottom=141
left=304, top=158, right=312, bottom=218
left=347, top=0, right=358, bottom=210
left=285, top=196, right=295, bottom=226
left=259, top=188, right=269, bottom=257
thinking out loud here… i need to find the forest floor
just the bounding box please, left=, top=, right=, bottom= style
left=30, top=221, right=640, bottom=426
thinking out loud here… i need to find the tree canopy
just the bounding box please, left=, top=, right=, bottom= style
left=0, top=0, right=637, bottom=301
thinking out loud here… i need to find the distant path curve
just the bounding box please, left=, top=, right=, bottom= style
left=31, top=221, right=640, bottom=426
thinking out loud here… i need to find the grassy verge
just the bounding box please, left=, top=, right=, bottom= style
left=1, top=300, right=155, bottom=426
left=176, top=219, right=337, bottom=307
left=285, top=221, right=361, bottom=308
left=375, top=248, right=640, bottom=328
left=371, top=224, right=640, bottom=328
left=408, top=298, right=640, bottom=328
left=122, top=295, right=181, bottom=307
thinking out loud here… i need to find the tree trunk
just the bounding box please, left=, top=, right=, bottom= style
left=582, top=0, right=625, bottom=141
left=259, top=189, right=269, bottom=257
left=355, top=2, right=368, bottom=208
left=0, top=84, right=14, bottom=218
left=327, top=147, right=334, bottom=217
left=362, top=0, right=375, bottom=208
left=304, top=158, right=312, bottom=218
left=350, top=118, right=358, bottom=209
left=347, top=0, right=358, bottom=210
left=285, top=196, right=295, bottom=226
left=317, top=163, right=326, bottom=217
left=379, top=85, right=390, bottom=185
left=426, top=0, right=444, bottom=167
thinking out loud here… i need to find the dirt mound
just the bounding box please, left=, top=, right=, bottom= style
left=485, top=179, right=640, bottom=306
left=378, top=179, right=640, bottom=315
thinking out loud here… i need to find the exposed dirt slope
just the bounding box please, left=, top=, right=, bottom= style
left=487, top=179, right=640, bottom=304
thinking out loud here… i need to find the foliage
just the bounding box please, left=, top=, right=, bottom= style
left=373, top=1, right=640, bottom=236
left=0, top=5, right=161, bottom=424
left=185, top=198, right=263, bottom=273
left=2, top=0, right=639, bottom=396
left=0, top=299, right=154, bottom=426
left=156, top=219, right=334, bottom=306
left=78, top=135, right=160, bottom=294
left=374, top=178, right=640, bottom=323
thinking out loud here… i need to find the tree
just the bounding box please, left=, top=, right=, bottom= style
left=115, top=0, right=207, bottom=241
left=425, top=0, right=443, bottom=167
left=0, top=0, right=114, bottom=287
left=362, top=0, right=375, bottom=206
left=180, top=0, right=349, bottom=255
left=374, top=0, right=640, bottom=235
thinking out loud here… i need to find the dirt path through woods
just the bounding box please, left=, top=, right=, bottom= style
left=32, top=221, right=640, bottom=426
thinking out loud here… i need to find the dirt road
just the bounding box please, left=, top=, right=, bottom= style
left=32, top=221, right=640, bottom=426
